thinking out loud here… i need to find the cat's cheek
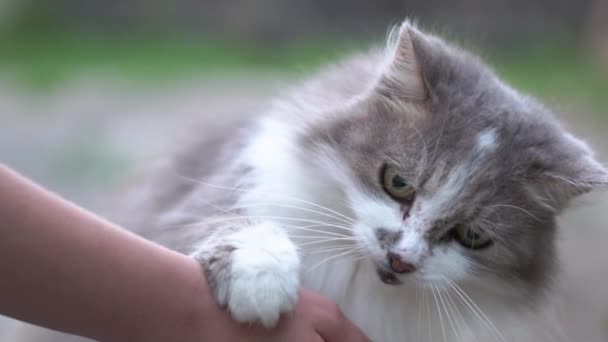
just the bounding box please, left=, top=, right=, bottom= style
left=418, top=246, right=471, bottom=283
left=351, top=222, right=385, bottom=261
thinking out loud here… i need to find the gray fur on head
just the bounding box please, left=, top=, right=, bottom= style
left=304, top=22, right=608, bottom=298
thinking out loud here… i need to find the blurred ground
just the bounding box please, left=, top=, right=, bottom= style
left=0, top=76, right=281, bottom=340
left=1, top=72, right=608, bottom=341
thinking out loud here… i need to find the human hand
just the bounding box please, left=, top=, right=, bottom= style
left=0, top=165, right=368, bottom=342
left=200, top=288, right=370, bottom=342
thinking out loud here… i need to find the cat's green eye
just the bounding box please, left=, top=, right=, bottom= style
left=382, top=165, right=415, bottom=200
left=454, top=224, right=492, bottom=249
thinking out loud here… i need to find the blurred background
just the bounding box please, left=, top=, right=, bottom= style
left=1, top=0, right=607, bottom=341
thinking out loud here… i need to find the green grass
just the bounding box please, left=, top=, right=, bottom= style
left=0, top=32, right=359, bottom=87
left=489, top=45, right=608, bottom=114
left=1, top=32, right=606, bottom=113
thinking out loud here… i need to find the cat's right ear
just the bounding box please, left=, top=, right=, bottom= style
left=376, top=21, right=429, bottom=102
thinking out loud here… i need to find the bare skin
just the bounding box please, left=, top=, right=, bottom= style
left=0, top=165, right=369, bottom=341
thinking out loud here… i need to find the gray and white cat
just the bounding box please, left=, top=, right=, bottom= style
left=19, top=21, right=608, bottom=341
left=126, top=22, right=607, bottom=341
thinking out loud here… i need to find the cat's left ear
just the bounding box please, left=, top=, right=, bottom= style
left=529, top=135, right=608, bottom=210
left=376, top=21, right=429, bottom=102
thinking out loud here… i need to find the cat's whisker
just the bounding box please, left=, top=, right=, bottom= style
left=309, top=245, right=367, bottom=255
left=286, top=223, right=354, bottom=233
left=337, top=197, right=356, bottom=210
left=293, top=239, right=358, bottom=248
left=324, top=250, right=367, bottom=266
left=344, top=250, right=367, bottom=264
left=446, top=279, right=506, bottom=342
left=166, top=190, right=238, bottom=218
left=226, top=202, right=356, bottom=226
left=431, top=284, right=448, bottom=342
left=477, top=218, right=508, bottom=230
left=305, top=248, right=361, bottom=272
left=177, top=214, right=353, bottom=236
left=304, top=248, right=354, bottom=256
left=416, top=288, right=423, bottom=342
left=289, top=234, right=357, bottom=241
left=170, top=173, right=357, bottom=223
left=487, top=204, right=541, bottom=222
left=288, top=223, right=339, bottom=229
left=345, top=256, right=367, bottom=265
left=285, top=221, right=353, bottom=232
left=282, top=222, right=351, bottom=232
left=283, top=225, right=352, bottom=238
left=304, top=245, right=362, bottom=255
left=436, top=284, right=462, bottom=342
left=204, top=202, right=356, bottom=233
left=410, top=125, right=430, bottom=176
left=445, top=290, right=467, bottom=341
left=160, top=217, right=352, bottom=241
left=188, top=208, right=355, bottom=232
left=296, top=237, right=359, bottom=247
left=431, top=116, right=449, bottom=164
left=424, top=287, right=432, bottom=342
left=244, top=215, right=353, bottom=231
left=470, top=262, right=499, bottom=275
left=447, top=281, right=493, bottom=340
left=445, top=285, right=472, bottom=341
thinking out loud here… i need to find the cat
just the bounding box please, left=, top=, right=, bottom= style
left=121, top=21, right=607, bottom=341
left=15, top=21, right=608, bottom=342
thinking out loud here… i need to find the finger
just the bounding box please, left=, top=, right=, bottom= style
left=311, top=333, right=325, bottom=342
left=315, top=317, right=369, bottom=342
left=339, top=321, right=370, bottom=342
left=310, top=301, right=369, bottom=342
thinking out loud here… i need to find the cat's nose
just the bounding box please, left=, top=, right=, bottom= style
left=387, top=252, right=417, bottom=273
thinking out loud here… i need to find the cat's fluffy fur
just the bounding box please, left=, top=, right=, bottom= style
left=20, top=22, right=608, bottom=341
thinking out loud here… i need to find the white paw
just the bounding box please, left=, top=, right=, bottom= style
left=227, top=222, right=300, bottom=328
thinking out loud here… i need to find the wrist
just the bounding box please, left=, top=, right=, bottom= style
left=132, top=255, right=220, bottom=342
left=171, top=256, right=217, bottom=341
left=93, top=253, right=213, bottom=342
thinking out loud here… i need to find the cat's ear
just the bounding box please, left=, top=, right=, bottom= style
left=376, top=21, right=429, bottom=101
left=528, top=136, right=608, bottom=211
left=376, top=21, right=486, bottom=105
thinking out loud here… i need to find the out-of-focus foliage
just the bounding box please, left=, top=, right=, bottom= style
left=0, top=0, right=606, bottom=111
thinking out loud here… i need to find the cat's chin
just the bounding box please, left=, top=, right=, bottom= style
left=376, top=267, right=403, bottom=285
left=375, top=265, right=437, bottom=288
left=375, top=266, right=422, bottom=287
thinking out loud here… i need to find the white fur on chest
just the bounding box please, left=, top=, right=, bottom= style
left=304, top=258, right=426, bottom=341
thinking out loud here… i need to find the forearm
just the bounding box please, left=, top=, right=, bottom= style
left=0, top=165, right=213, bottom=341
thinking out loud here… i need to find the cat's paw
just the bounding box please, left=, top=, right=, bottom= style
left=226, top=221, right=300, bottom=328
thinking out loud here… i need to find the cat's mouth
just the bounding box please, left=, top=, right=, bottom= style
left=376, top=267, right=402, bottom=285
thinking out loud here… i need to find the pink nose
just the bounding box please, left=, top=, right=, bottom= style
left=387, top=252, right=417, bottom=273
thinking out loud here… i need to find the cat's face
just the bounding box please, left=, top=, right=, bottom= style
left=306, top=23, right=607, bottom=297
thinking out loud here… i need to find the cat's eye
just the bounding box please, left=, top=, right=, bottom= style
left=453, top=224, right=492, bottom=249
left=382, top=165, right=415, bottom=200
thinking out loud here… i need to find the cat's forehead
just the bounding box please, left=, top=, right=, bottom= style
left=412, top=129, right=505, bottom=220
left=328, top=101, right=545, bottom=214
left=423, top=127, right=499, bottom=186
